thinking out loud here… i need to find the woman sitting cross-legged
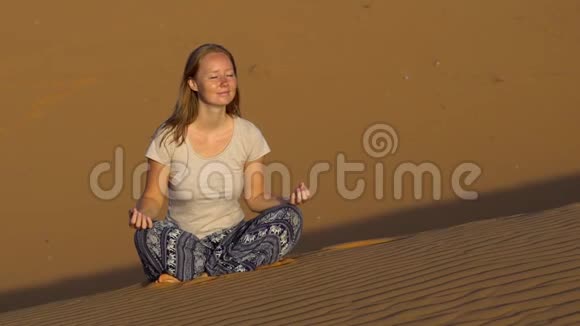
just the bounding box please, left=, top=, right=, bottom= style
left=128, top=43, right=310, bottom=283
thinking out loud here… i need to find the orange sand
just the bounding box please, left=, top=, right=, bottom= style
left=1, top=0, right=580, bottom=323
left=1, top=203, right=579, bottom=324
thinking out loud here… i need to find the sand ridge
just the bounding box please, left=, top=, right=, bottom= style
left=0, top=203, right=578, bottom=325
left=1, top=0, right=580, bottom=323
left=1, top=0, right=580, bottom=296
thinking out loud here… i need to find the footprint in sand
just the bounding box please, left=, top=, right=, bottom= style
left=321, top=237, right=403, bottom=251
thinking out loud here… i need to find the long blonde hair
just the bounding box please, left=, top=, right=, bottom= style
left=157, top=44, right=241, bottom=146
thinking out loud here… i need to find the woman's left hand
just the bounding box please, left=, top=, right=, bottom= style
left=289, top=181, right=311, bottom=206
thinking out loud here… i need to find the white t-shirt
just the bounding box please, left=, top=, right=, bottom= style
left=145, top=116, right=271, bottom=238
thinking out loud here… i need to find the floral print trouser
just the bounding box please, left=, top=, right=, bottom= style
left=134, top=204, right=303, bottom=282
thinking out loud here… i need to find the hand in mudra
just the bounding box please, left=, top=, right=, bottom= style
left=289, top=182, right=311, bottom=206
left=128, top=208, right=154, bottom=229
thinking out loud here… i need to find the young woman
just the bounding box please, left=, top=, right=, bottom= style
left=129, top=44, right=310, bottom=283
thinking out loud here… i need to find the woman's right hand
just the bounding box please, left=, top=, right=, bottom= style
left=128, top=208, right=154, bottom=230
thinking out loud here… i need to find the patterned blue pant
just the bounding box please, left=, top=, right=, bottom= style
left=134, top=204, right=303, bottom=282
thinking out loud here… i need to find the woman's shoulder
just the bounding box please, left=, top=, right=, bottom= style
left=234, top=116, right=270, bottom=161
left=150, top=123, right=180, bottom=148
left=235, top=116, right=265, bottom=135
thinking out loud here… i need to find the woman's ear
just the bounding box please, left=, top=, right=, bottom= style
left=188, top=78, right=198, bottom=92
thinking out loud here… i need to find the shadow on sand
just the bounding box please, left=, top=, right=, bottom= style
left=1, top=174, right=579, bottom=313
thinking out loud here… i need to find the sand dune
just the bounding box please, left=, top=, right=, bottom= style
left=2, top=0, right=580, bottom=322
left=2, top=0, right=580, bottom=296
left=1, top=203, right=578, bottom=325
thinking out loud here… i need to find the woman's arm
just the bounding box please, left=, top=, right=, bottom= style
left=129, top=159, right=169, bottom=229
left=244, top=156, right=310, bottom=213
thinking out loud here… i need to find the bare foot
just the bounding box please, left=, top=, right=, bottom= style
left=156, top=273, right=180, bottom=284
left=256, top=258, right=296, bottom=270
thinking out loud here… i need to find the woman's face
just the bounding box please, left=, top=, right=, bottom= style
left=189, top=52, right=237, bottom=108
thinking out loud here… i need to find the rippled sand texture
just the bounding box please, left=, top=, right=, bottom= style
left=1, top=203, right=578, bottom=325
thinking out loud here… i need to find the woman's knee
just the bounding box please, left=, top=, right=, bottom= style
left=133, top=220, right=166, bottom=253
left=283, top=204, right=303, bottom=231
left=272, top=204, right=303, bottom=242
left=133, top=227, right=147, bottom=248
left=257, top=203, right=303, bottom=233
